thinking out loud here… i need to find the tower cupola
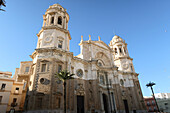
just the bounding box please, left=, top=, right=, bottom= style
left=109, top=35, right=135, bottom=72
left=109, top=35, right=129, bottom=59
left=42, top=4, right=69, bottom=30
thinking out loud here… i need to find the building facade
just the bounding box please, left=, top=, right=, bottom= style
left=12, top=4, right=147, bottom=113
left=144, top=97, right=158, bottom=112
left=157, top=98, right=170, bottom=112
left=0, top=71, right=13, bottom=113
left=154, top=93, right=170, bottom=99
left=0, top=71, right=25, bottom=113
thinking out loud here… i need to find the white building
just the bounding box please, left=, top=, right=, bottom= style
left=155, top=93, right=170, bottom=99
left=0, top=71, right=14, bottom=113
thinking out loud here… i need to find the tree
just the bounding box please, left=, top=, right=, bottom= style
left=0, top=0, right=6, bottom=11
left=146, top=81, right=160, bottom=112
left=55, top=70, right=74, bottom=113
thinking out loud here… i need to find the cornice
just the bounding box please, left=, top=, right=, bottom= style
left=114, top=56, right=133, bottom=61
left=30, top=47, right=74, bottom=59
left=117, top=71, right=139, bottom=76
left=37, top=26, right=71, bottom=40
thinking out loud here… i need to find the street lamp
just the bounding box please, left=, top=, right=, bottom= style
left=146, top=81, right=160, bottom=112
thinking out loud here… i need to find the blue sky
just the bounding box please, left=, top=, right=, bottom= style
left=0, top=0, right=170, bottom=96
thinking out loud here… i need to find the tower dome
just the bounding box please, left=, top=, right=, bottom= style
left=111, top=35, right=125, bottom=44
left=42, top=4, right=69, bottom=30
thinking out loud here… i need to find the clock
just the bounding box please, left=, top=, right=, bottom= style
left=122, top=61, right=129, bottom=70
left=44, top=36, right=53, bottom=43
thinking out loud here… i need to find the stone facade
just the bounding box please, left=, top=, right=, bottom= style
left=12, top=4, right=147, bottom=113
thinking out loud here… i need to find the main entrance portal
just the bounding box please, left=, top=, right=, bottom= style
left=102, top=94, right=109, bottom=113
left=77, top=96, right=84, bottom=113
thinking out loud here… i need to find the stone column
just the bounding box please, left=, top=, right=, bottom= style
left=63, top=15, right=66, bottom=29
left=46, top=14, right=50, bottom=26
left=48, top=14, right=51, bottom=25
left=117, top=46, right=120, bottom=56
left=122, top=45, right=125, bottom=55
left=54, top=13, right=58, bottom=25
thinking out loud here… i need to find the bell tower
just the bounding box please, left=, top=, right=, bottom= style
left=109, top=35, right=135, bottom=72
left=36, top=4, right=71, bottom=51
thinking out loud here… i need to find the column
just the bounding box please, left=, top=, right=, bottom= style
left=54, top=14, right=58, bottom=25
left=122, top=45, right=125, bottom=55
left=117, top=46, right=120, bottom=56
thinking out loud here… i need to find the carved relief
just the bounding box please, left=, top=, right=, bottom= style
left=75, top=83, right=85, bottom=96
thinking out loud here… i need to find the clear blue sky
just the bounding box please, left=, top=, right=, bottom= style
left=0, top=0, right=170, bottom=96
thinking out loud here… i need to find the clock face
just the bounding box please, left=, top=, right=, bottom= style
left=122, top=61, right=129, bottom=70
left=77, top=69, right=83, bottom=77
left=44, top=36, right=53, bottom=43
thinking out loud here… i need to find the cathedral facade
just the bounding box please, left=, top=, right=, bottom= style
left=14, top=4, right=147, bottom=113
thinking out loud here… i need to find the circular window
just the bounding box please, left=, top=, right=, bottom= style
left=40, top=78, right=45, bottom=84
left=77, top=69, right=83, bottom=77
left=120, top=79, right=124, bottom=86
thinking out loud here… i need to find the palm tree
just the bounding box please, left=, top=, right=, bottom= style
left=0, top=0, right=6, bottom=11
left=146, top=81, right=160, bottom=112
left=55, top=70, right=74, bottom=113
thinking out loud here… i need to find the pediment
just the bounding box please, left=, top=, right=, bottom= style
left=93, top=41, right=111, bottom=51
left=55, top=59, right=64, bottom=64
left=41, top=60, right=50, bottom=62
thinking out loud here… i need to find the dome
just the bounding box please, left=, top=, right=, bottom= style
left=112, top=35, right=124, bottom=43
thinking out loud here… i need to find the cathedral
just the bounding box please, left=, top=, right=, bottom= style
left=13, top=4, right=147, bottom=113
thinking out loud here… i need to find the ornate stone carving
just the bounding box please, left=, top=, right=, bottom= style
left=75, top=84, right=84, bottom=96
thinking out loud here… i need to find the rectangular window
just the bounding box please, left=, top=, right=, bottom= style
left=25, top=67, right=30, bottom=72
left=58, top=40, right=63, bottom=48
left=147, top=101, right=150, bottom=106
left=152, top=100, right=155, bottom=105
left=1, top=84, right=6, bottom=90
left=58, top=65, right=62, bottom=73
left=41, top=64, right=46, bottom=72
left=100, top=75, right=105, bottom=85
left=0, top=96, right=2, bottom=103
left=16, top=87, right=19, bottom=90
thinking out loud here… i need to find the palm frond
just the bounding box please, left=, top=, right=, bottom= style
left=55, top=70, right=74, bottom=82
left=0, top=8, right=5, bottom=11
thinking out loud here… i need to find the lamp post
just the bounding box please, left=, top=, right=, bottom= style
left=146, top=81, right=160, bottom=112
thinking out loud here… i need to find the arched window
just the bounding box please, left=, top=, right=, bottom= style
left=51, top=17, right=54, bottom=24
left=58, top=16, right=62, bottom=25
left=115, top=48, right=117, bottom=54
left=119, top=48, right=122, bottom=53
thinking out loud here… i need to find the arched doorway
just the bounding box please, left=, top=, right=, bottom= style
left=102, top=93, right=109, bottom=113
